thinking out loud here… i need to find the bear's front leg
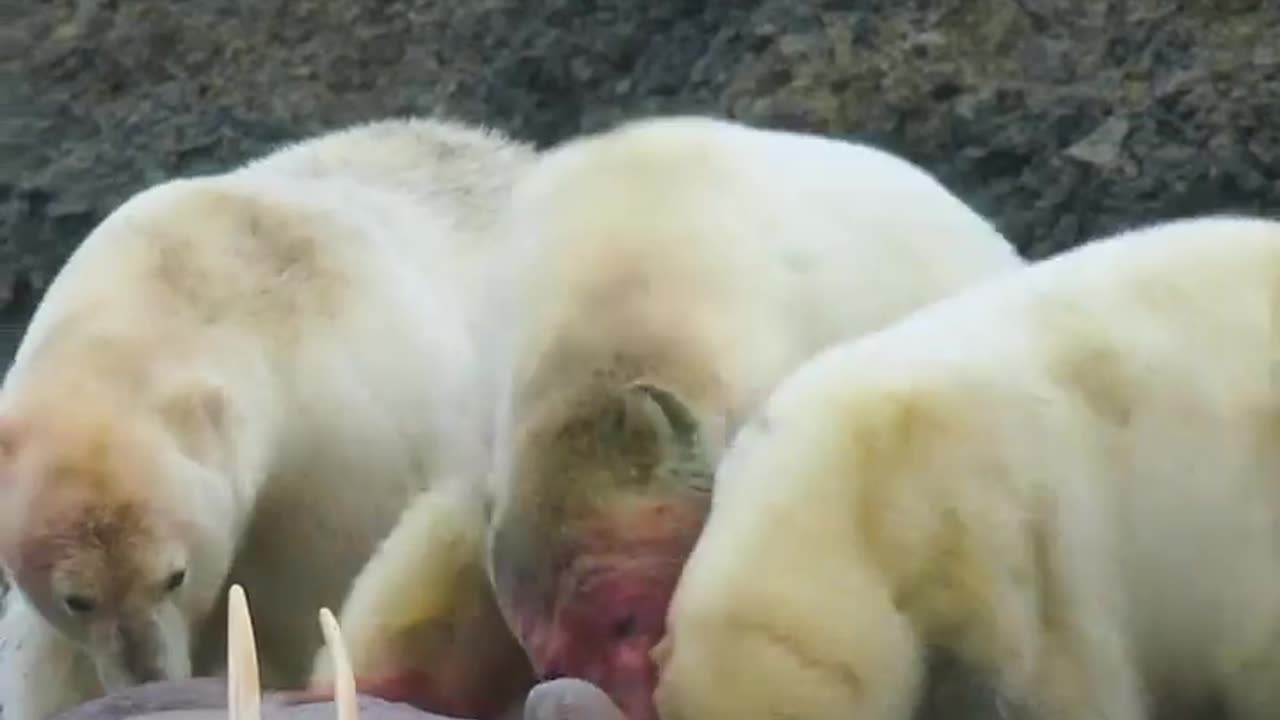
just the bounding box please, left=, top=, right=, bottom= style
left=654, top=572, right=926, bottom=720
left=0, top=591, right=104, bottom=720
left=307, top=483, right=535, bottom=720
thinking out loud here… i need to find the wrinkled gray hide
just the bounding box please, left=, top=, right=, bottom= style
left=47, top=679, right=463, bottom=720
left=46, top=678, right=641, bottom=720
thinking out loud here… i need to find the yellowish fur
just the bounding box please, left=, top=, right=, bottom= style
left=490, top=115, right=1024, bottom=449
left=0, top=116, right=535, bottom=720
left=323, top=114, right=1024, bottom=717
left=656, top=215, right=1280, bottom=720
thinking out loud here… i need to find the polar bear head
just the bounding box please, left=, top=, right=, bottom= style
left=486, top=378, right=721, bottom=720
left=0, top=366, right=236, bottom=690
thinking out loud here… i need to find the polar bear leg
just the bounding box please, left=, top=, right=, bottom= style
left=1218, top=614, right=1280, bottom=720
left=0, top=592, right=103, bottom=720
left=653, top=556, right=928, bottom=720
left=308, top=483, right=534, bottom=720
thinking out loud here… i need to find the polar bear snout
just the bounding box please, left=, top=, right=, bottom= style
left=512, top=556, right=687, bottom=720
left=89, top=605, right=193, bottom=690
left=488, top=488, right=711, bottom=720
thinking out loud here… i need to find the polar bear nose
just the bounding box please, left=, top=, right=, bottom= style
left=121, top=622, right=165, bottom=682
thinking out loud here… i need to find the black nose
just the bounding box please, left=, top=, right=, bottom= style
left=121, top=631, right=164, bottom=682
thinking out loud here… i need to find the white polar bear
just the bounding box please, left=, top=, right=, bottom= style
left=654, top=214, right=1280, bottom=720
left=0, top=116, right=537, bottom=720
left=315, top=114, right=1026, bottom=720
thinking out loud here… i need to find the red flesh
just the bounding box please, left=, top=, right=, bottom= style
left=498, top=498, right=708, bottom=720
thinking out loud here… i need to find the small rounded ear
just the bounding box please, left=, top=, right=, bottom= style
left=621, top=382, right=700, bottom=447
left=156, top=377, right=230, bottom=468
left=620, top=381, right=729, bottom=458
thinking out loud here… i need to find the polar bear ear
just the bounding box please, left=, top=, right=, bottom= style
left=618, top=381, right=726, bottom=466
left=156, top=377, right=230, bottom=469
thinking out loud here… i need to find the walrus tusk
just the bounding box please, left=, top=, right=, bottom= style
left=225, top=585, right=362, bottom=720
left=317, top=607, right=358, bottom=720
left=227, top=584, right=262, bottom=720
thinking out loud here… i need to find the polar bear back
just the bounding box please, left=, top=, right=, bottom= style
left=493, top=115, right=1022, bottom=423
left=696, top=214, right=1280, bottom=705
left=238, top=118, right=535, bottom=304
left=6, top=175, right=477, bottom=440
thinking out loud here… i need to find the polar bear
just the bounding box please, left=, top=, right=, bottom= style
left=653, top=214, right=1280, bottom=720
left=0, top=116, right=536, bottom=720
left=313, top=114, right=1025, bottom=720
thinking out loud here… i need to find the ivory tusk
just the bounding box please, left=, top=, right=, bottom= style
left=318, top=606, right=358, bottom=720
left=227, top=584, right=262, bottom=720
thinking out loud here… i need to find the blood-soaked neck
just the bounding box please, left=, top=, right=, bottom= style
left=524, top=500, right=707, bottom=664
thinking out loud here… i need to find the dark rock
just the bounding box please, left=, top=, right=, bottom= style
left=2, top=8, right=1272, bottom=720
left=3, top=0, right=1279, bottom=356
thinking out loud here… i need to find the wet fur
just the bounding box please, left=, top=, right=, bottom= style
left=655, top=215, right=1280, bottom=720
left=0, top=116, right=536, bottom=720
left=323, top=114, right=1024, bottom=720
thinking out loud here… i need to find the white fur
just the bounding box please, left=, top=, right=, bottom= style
left=656, top=214, right=1280, bottom=720
left=0, top=116, right=535, bottom=720
left=487, top=114, right=1025, bottom=509
left=322, top=114, right=1024, bottom=715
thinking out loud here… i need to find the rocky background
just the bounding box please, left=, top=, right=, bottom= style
left=4, top=0, right=1280, bottom=364
left=0, top=2, right=1276, bottom=716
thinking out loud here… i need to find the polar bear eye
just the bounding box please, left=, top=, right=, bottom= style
left=63, top=593, right=97, bottom=614
left=163, top=569, right=187, bottom=593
